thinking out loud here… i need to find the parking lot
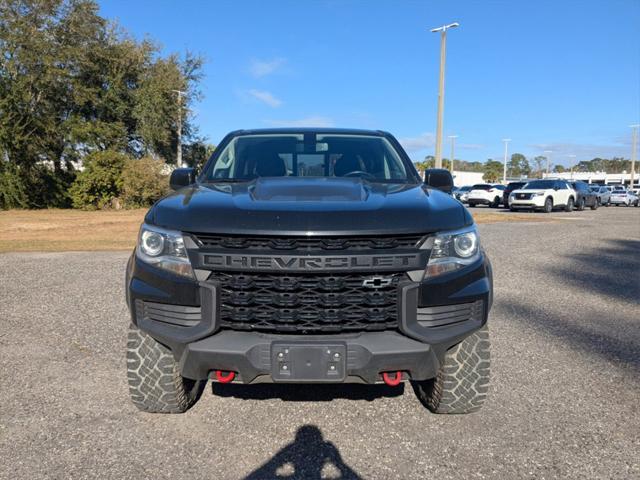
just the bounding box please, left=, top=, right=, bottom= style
left=0, top=207, right=638, bottom=479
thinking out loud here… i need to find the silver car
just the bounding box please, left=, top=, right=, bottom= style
left=592, top=186, right=611, bottom=206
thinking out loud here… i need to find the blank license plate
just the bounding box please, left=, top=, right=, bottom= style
left=271, top=343, right=346, bottom=382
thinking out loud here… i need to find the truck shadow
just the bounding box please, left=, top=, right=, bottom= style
left=244, top=425, right=362, bottom=480
left=212, top=382, right=404, bottom=402
left=546, top=239, right=640, bottom=302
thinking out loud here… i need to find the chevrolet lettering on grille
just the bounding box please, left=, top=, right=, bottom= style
left=199, top=253, right=424, bottom=272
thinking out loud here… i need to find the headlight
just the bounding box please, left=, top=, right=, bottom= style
left=531, top=192, right=542, bottom=197
left=509, top=193, right=515, bottom=199
left=421, top=225, right=481, bottom=278
left=136, top=224, right=194, bottom=278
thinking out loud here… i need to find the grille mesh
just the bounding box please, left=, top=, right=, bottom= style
left=191, top=234, right=423, bottom=251
left=209, top=271, right=403, bottom=333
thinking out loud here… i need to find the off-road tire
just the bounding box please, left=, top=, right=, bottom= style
left=412, top=325, right=490, bottom=414
left=127, top=324, right=205, bottom=413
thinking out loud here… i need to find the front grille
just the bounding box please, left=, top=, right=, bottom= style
left=209, top=271, right=403, bottom=333
left=191, top=233, right=424, bottom=251
left=516, top=193, right=532, bottom=200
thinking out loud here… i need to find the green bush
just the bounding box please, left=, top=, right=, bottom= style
left=121, top=157, right=170, bottom=208
left=25, top=165, right=75, bottom=209
left=70, top=150, right=128, bottom=209
left=0, top=162, right=29, bottom=209
left=0, top=162, right=74, bottom=210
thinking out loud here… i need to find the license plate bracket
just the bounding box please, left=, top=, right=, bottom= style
left=271, top=343, right=346, bottom=382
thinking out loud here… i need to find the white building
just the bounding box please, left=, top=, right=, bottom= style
left=452, top=171, right=485, bottom=187
left=542, top=171, right=639, bottom=187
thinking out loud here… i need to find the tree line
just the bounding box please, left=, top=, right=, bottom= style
left=0, top=0, right=212, bottom=209
left=415, top=154, right=633, bottom=183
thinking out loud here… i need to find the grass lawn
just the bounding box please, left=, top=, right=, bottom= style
left=0, top=209, right=146, bottom=253
left=0, top=207, right=545, bottom=253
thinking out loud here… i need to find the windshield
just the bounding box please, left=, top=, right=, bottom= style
left=471, top=184, right=492, bottom=190
left=523, top=180, right=556, bottom=189
left=200, top=133, right=413, bottom=183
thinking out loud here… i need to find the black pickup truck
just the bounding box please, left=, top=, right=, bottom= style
left=126, top=128, right=492, bottom=414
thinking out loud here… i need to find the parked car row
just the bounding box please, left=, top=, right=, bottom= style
left=452, top=180, right=639, bottom=213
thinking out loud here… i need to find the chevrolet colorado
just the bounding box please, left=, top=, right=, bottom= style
left=126, top=129, right=492, bottom=414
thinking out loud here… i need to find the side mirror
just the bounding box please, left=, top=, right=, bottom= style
left=424, top=168, right=454, bottom=194
left=170, top=168, right=196, bottom=191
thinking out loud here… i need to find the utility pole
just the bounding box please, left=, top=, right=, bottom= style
left=172, top=89, right=186, bottom=168
left=448, top=135, right=458, bottom=174
left=502, top=138, right=511, bottom=184
left=567, top=154, right=576, bottom=179
left=431, top=22, right=459, bottom=168
left=630, top=124, right=639, bottom=190
left=544, top=150, right=553, bottom=176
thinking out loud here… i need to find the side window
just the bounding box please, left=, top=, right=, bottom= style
left=211, top=142, right=235, bottom=179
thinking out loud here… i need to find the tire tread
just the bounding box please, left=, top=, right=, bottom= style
left=126, top=324, right=204, bottom=413
left=413, top=326, right=490, bottom=414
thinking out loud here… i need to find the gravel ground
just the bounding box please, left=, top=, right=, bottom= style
left=1, top=207, right=639, bottom=480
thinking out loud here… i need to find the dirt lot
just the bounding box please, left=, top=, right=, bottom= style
left=0, top=207, right=549, bottom=253
left=0, top=207, right=638, bottom=479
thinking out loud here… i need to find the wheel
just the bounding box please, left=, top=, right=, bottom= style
left=490, top=196, right=500, bottom=208
left=468, top=203, right=476, bottom=208
left=543, top=197, right=553, bottom=213
left=412, top=326, right=490, bottom=414
left=564, top=197, right=574, bottom=212
left=591, top=198, right=599, bottom=210
left=606, top=200, right=610, bottom=207
left=127, top=324, right=206, bottom=413
left=509, top=206, right=518, bottom=212
left=576, top=197, right=585, bottom=211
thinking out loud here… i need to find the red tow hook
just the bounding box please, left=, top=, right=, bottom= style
left=214, top=370, right=236, bottom=383
left=382, top=371, right=403, bottom=386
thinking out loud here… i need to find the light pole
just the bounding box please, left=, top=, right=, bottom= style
left=448, top=135, right=458, bottom=174
left=544, top=150, right=553, bottom=176
left=172, top=89, right=186, bottom=167
left=567, top=154, right=576, bottom=179
left=502, top=138, right=511, bottom=184
left=630, top=124, right=639, bottom=190
left=431, top=22, right=459, bottom=168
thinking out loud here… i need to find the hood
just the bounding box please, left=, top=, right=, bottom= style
left=146, top=177, right=471, bottom=236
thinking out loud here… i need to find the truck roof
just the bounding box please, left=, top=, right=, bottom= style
left=228, top=127, right=390, bottom=137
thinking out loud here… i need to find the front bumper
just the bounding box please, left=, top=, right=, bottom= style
left=510, top=196, right=545, bottom=208
left=126, top=250, right=492, bottom=383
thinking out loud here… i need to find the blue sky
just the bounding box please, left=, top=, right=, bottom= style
left=99, top=0, right=640, bottom=166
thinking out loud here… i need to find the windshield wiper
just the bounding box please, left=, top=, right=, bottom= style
left=206, top=178, right=251, bottom=183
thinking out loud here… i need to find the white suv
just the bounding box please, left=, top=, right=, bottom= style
left=509, top=179, right=576, bottom=213
left=467, top=184, right=506, bottom=208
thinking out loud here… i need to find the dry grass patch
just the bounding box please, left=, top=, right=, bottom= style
left=0, top=207, right=550, bottom=253
left=471, top=209, right=551, bottom=224
left=0, top=209, right=146, bottom=252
